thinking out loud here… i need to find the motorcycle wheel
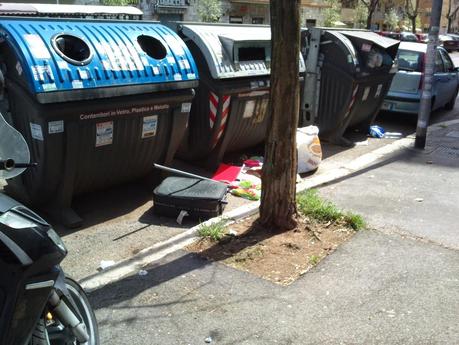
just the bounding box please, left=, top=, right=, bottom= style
left=30, top=277, right=99, bottom=345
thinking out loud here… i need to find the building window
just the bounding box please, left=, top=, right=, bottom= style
left=229, top=16, right=243, bottom=24
left=252, top=17, right=264, bottom=24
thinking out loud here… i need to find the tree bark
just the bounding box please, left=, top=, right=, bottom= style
left=259, top=0, right=300, bottom=231
left=412, top=17, right=416, bottom=33
left=366, top=9, right=374, bottom=29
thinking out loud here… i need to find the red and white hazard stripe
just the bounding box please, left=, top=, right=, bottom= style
left=343, top=85, right=359, bottom=119
left=209, top=92, right=231, bottom=147
left=209, top=92, right=218, bottom=128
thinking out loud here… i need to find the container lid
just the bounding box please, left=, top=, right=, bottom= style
left=339, top=30, right=399, bottom=59
left=178, top=23, right=306, bottom=79
left=0, top=3, right=143, bottom=17
left=0, top=18, right=199, bottom=102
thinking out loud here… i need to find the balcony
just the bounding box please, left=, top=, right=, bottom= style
left=155, top=0, right=189, bottom=14
left=229, top=0, right=328, bottom=8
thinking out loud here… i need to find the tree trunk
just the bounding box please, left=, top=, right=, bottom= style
left=366, top=9, right=374, bottom=30
left=448, top=17, right=452, bottom=32
left=412, top=16, right=416, bottom=33
left=259, top=0, right=300, bottom=230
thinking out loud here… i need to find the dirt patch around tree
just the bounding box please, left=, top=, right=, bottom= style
left=187, top=214, right=358, bottom=286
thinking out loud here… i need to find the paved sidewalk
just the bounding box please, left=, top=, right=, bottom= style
left=88, top=120, right=459, bottom=344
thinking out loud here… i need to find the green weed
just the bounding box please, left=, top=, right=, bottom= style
left=197, top=220, right=227, bottom=241
left=297, top=189, right=365, bottom=231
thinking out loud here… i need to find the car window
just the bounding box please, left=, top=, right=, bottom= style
left=439, top=49, right=455, bottom=72
left=435, top=50, right=445, bottom=73
left=397, top=49, right=423, bottom=71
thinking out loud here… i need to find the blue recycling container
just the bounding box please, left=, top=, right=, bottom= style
left=0, top=18, right=199, bottom=227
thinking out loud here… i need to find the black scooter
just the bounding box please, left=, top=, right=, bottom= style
left=0, top=112, right=99, bottom=345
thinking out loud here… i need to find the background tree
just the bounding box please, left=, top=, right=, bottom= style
left=353, top=1, right=369, bottom=28
left=322, top=0, right=342, bottom=27
left=359, top=0, right=380, bottom=29
left=197, top=0, right=222, bottom=23
left=446, top=0, right=459, bottom=32
left=101, top=0, right=133, bottom=5
left=405, top=0, right=420, bottom=33
left=259, top=0, right=301, bottom=230
left=384, top=8, right=400, bottom=31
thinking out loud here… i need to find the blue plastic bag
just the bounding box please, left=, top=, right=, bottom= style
left=369, top=125, right=385, bottom=138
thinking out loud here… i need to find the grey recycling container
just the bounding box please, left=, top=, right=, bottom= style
left=174, top=23, right=306, bottom=168
left=300, top=28, right=399, bottom=146
left=0, top=17, right=198, bottom=227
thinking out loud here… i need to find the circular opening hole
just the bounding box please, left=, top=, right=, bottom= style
left=52, top=34, right=92, bottom=65
left=4, top=159, right=15, bottom=171
left=137, top=35, right=167, bottom=60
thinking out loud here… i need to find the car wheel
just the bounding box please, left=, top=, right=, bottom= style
left=444, top=87, right=458, bottom=110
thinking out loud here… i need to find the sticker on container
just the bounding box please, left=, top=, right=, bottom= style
left=362, top=86, right=370, bottom=101
left=167, top=56, right=175, bottom=64
left=96, top=121, right=113, bottom=147
left=375, top=84, right=383, bottom=98
left=187, top=73, right=196, bottom=79
left=250, top=81, right=259, bottom=89
left=48, top=120, right=64, bottom=134
left=15, top=62, right=23, bottom=76
left=361, top=43, right=372, bottom=52
left=42, top=83, right=57, bottom=92
left=347, top=54, right=353, bottom=64
left=153, top=67, right=160, bottom=75
left=174, top=73, right=182, bottom=81
left=243, top=100, right=256, bottom=118
left=30, top=123, right=43, bottom=141
left=57, top=61, right=69, bottom=69
left=24, top=34, right=51, bottom=59
left=78, top=69, right=89, bottom=80
left=181, top=103, right=192, bottom=113
left=72, top=80, right=84, bottom=89
left=142, top=115, right=158, bottom=139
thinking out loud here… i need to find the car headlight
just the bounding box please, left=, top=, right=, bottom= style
left=0, top=211, right=38, bottom=229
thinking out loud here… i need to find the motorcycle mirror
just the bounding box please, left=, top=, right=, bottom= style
left=0, top=112, right=30, bottom=179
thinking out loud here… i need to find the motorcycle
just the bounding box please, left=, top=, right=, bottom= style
left=0, top=112, right=99, bottom=345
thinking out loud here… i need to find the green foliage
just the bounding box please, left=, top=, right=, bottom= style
left=353, top=1, right=368, bottom=28
left=297, top=189, right=366, bottom=231
left=384, top=8, right=400, bottom=31
left=101, top=0, right=134, bottom=5
left=309, top=255, right=320, bottom=265
left=197, top=220, right=227, bottom=241
left=197, top=0, right=222, bottom=23
left=322, top=0, right=342, bottom=27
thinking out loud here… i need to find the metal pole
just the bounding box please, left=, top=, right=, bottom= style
left=415, top=0, right=443, bottom=149
left=153, top=163, right=226, bottom=184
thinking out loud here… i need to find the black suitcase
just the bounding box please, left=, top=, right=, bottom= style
left=153, top=177, right=228, bottom=220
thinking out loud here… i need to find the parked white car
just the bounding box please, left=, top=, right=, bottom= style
left=382, top=42, right=459, bottom=114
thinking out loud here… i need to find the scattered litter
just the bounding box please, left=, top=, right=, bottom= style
left=426, top=160, right=433, bottom=164
left=138, top=270, right=148, bottom=276
left=228, top=229, right=238, bottom=236
left=176, top=210, right=189, bottom=225
left=243, top=159, right=262, bottom=168
left=384, top=131, right=403, bottom=139
left=212, top=163, right=242, bottom=184
left=98, top=260, right=115, bottom=271
left=231, top=186, right=261, bottom=201
left=205, top=336, right=213, bottom=343
left=355, top=139, right=369, bottom=146
left=369, top=125, right=385, bottom=138
left=297, top=126, right=322, bottom=173
left=415, top=198, right=424, bottom=202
